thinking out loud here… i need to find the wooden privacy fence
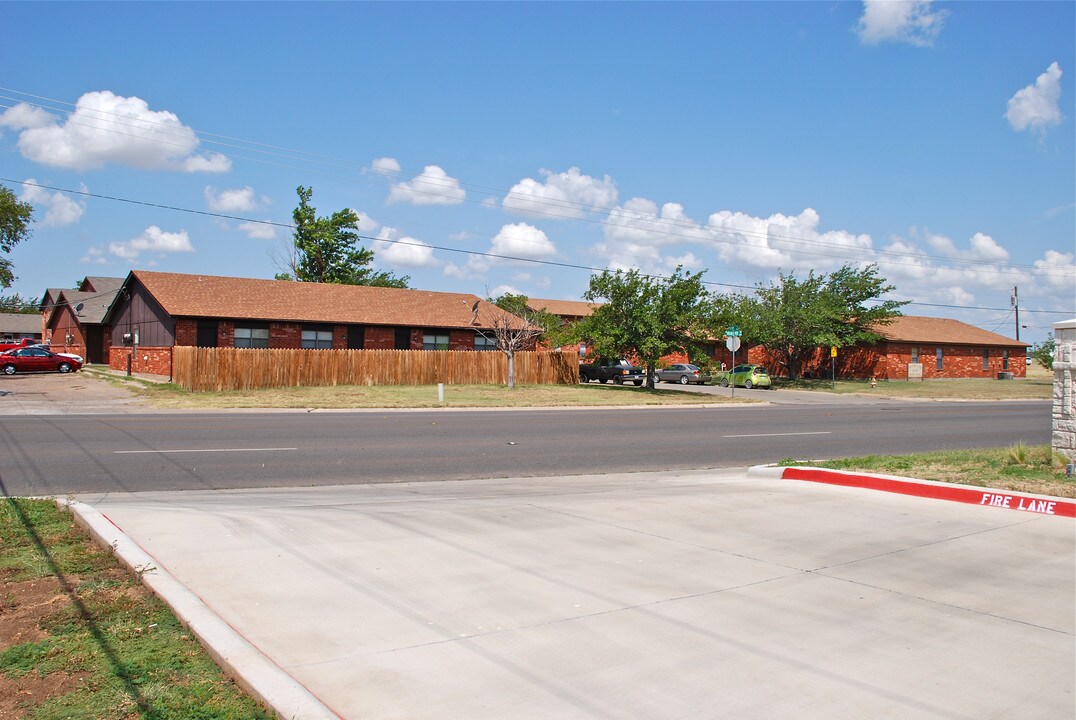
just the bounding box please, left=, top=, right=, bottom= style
left=172, top=347, right=578, bottom=392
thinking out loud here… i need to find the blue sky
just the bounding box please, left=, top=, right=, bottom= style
left=1, top=1, right=1073, bottom=343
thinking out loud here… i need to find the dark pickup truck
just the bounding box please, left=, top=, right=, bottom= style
left=579, top=358, right=646, bottom=386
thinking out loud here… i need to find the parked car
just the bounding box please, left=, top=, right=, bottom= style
left=579, top=358, right=646, bottom=385
left=718, top=364, right=772, bottom=389
left=0, top=347, right=84, bottom=375
left=25, top=344, right=83, bottom=365
left=653, top=363, right=711, bottom=385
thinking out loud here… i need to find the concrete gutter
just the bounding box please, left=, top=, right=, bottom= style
left=61, top=499, right=341, bottom=720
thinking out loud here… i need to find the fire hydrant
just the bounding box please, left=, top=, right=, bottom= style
left=870, top=376, right=877, bottom=389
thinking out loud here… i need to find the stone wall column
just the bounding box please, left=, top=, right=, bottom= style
left=1052, top=319, right=1076, bottom=463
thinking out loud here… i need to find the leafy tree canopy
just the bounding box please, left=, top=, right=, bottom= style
left=278, top=186, right=409, bottom=288
left=1030, top=334, right=1055, bottom=370
left=491, top=293, right=565, bottom=342
left=0, top=185, right=34, bottom=289
left=576, top=267, right=726, bottom=388
left=737, top=263, right=907, bottom=379
left=0, top=293, right=40, bottom=314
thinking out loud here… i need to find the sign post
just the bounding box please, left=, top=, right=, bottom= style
left=726, top=326, right=742, bottom=397
left=830, top=346, right=838, bottom=390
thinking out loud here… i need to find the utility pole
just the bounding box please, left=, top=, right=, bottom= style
left=1011, top=286, right=1020, bottom=342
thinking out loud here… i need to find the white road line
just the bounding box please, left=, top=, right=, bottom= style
left=722, top=431, right=832, bottom=438
left=114, top=447, right=298, bottom=455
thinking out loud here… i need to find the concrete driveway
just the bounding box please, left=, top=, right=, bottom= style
left=76, top=468, right=1075, bottom=720
left=0, top=369, right=150, bottom=414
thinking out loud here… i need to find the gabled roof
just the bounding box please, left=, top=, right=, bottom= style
left=80, top=276, right=124, bottom=294
left=39, top=288, right=66, bottom=312
left=872, top=315, right=1028, bottom=347
left=119, top=271, right=522, bottom=330
left=527, top=298, right=602, bottom=318
left=55, top=288, right=120, bottom=325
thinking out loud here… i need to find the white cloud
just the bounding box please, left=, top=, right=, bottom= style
left=373, top=227, right=439, bottom=267
left=109, top=226, right=194, bottom=260
left=370, top=157, right=400, bottom=175
left=0, top=104, right=54, bottom=131
left=503, top=167, right=618, bottom=219
left=444, top=223, right=556, bottom=280
left=490, top=222, right=557, bottom=260
left=204, top=186, right=259, bottom=213
left=80, top=246, right=108, bottom=265
left=489, top=284, right=523, bottom=298
left=237, top=222, right=275, bottom=240
left=0, top=90, right=230, bottom=172
left=20, top=179, right=85, bottom=227
left=1005, top=62, right=1063, bottom=133
left=388, top=165, right=466, bottom=205
left=856, top=0, right=946, bottom=47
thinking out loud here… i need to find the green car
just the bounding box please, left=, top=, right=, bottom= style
left=719, top=364, right=773, bottom=389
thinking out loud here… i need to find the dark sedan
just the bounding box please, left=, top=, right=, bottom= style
left=1, top=347, right=84, bottom=375
left=652, top=363, right=711, bottom=385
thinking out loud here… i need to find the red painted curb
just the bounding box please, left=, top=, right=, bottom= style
left=781, top=467, right=1076, bottom=519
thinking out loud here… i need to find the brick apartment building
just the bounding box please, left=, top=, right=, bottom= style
left=101, top=270, right=526, bottom=377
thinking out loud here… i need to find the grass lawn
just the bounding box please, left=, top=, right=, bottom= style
left=780, top=444, right=1075, bottom=498
left=81, top=370, right=754, bottom=409
left=775, top=364, right=1052, bottom=400
left=0, top=498, right=272, bottom=720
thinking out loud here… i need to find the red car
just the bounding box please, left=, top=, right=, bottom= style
left=0, top=347, right=84, bottom=375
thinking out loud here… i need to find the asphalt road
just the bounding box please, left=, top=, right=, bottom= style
left=0, top=401, right=1049, bottom=495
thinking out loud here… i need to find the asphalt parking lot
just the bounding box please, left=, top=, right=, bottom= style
left=77, top=468, right=1075, bottom=720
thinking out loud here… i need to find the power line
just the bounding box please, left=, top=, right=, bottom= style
left=2, top=87, right=1072, bottom=278
left=4, top=178, right=1072, bottom=316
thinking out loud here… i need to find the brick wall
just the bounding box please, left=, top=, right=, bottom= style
left=108, top=346, right=173, bottom=377
left=746, top=342, right=1026, bottom=380
left=448, top=329, right=475, bottom=351
left=175, top=319, right=197, bottom=346
left=364, top=326, right=396, bottom=349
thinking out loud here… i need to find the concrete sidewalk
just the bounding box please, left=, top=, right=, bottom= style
left=73, top=469, right=1075, bottom=720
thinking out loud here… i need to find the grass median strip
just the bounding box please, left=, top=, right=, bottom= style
left=0, top=497, right=273, bottom=720
left=780, top=444, right=1075, bottom=498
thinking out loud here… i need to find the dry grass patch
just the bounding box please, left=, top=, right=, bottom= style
left=778, top=375, right=1051, bottom=400
left=781, top=444, right=1074, bottom=498
left=128, top=382, right=754, bottom=409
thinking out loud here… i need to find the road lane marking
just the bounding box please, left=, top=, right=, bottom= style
left=114, top=447, right=298, bottom=455
left=721, top=431, right=832, bottom=438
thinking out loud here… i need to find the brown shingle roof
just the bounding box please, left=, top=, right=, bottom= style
left=872, top=316, right=1028, bottom=347
left=130, top=271, right=520, bottom=329
left=527, top=298, right=601, bottom=318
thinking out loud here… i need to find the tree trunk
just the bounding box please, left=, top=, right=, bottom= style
left=507, top=351, right=516, bottom=389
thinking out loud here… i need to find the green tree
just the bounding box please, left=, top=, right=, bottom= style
left=277, top=186, right=409, bottom=287
left=738, top=263, right=906, bottom=379
left=1, top=185, right=34, bottom=289
left=575, top=267, right=722, bottom=389
left=0, top=293, right=40, bottom=313
left=1030, top=334, right=1055, bottom=370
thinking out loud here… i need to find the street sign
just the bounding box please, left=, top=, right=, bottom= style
left=726, top=326, right=742, bottom=337
left=726, top=336, right=741, bottom=352
left=830, top=346, right=838, bottom=358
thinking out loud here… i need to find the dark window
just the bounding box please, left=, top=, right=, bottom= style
left=982, top=349, right=990, bottom=371
left=394, top=328, right=411, bottom=350
left=301, top=325, right=333, bottom=349
left=423, top=332, right=450, bottom=351
left=911, top=347, right=919, bottom=364
left=235, top=323, right=269, bottom=349
left=936, top=348, right=944, bottom=371
left=475, top=333, right=497, bottom=351
left=1003, top=350, right=1009, bottom=370
left=196, top=321, right=218, bottom=348
left=347, top=325, right=365, bottom=350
